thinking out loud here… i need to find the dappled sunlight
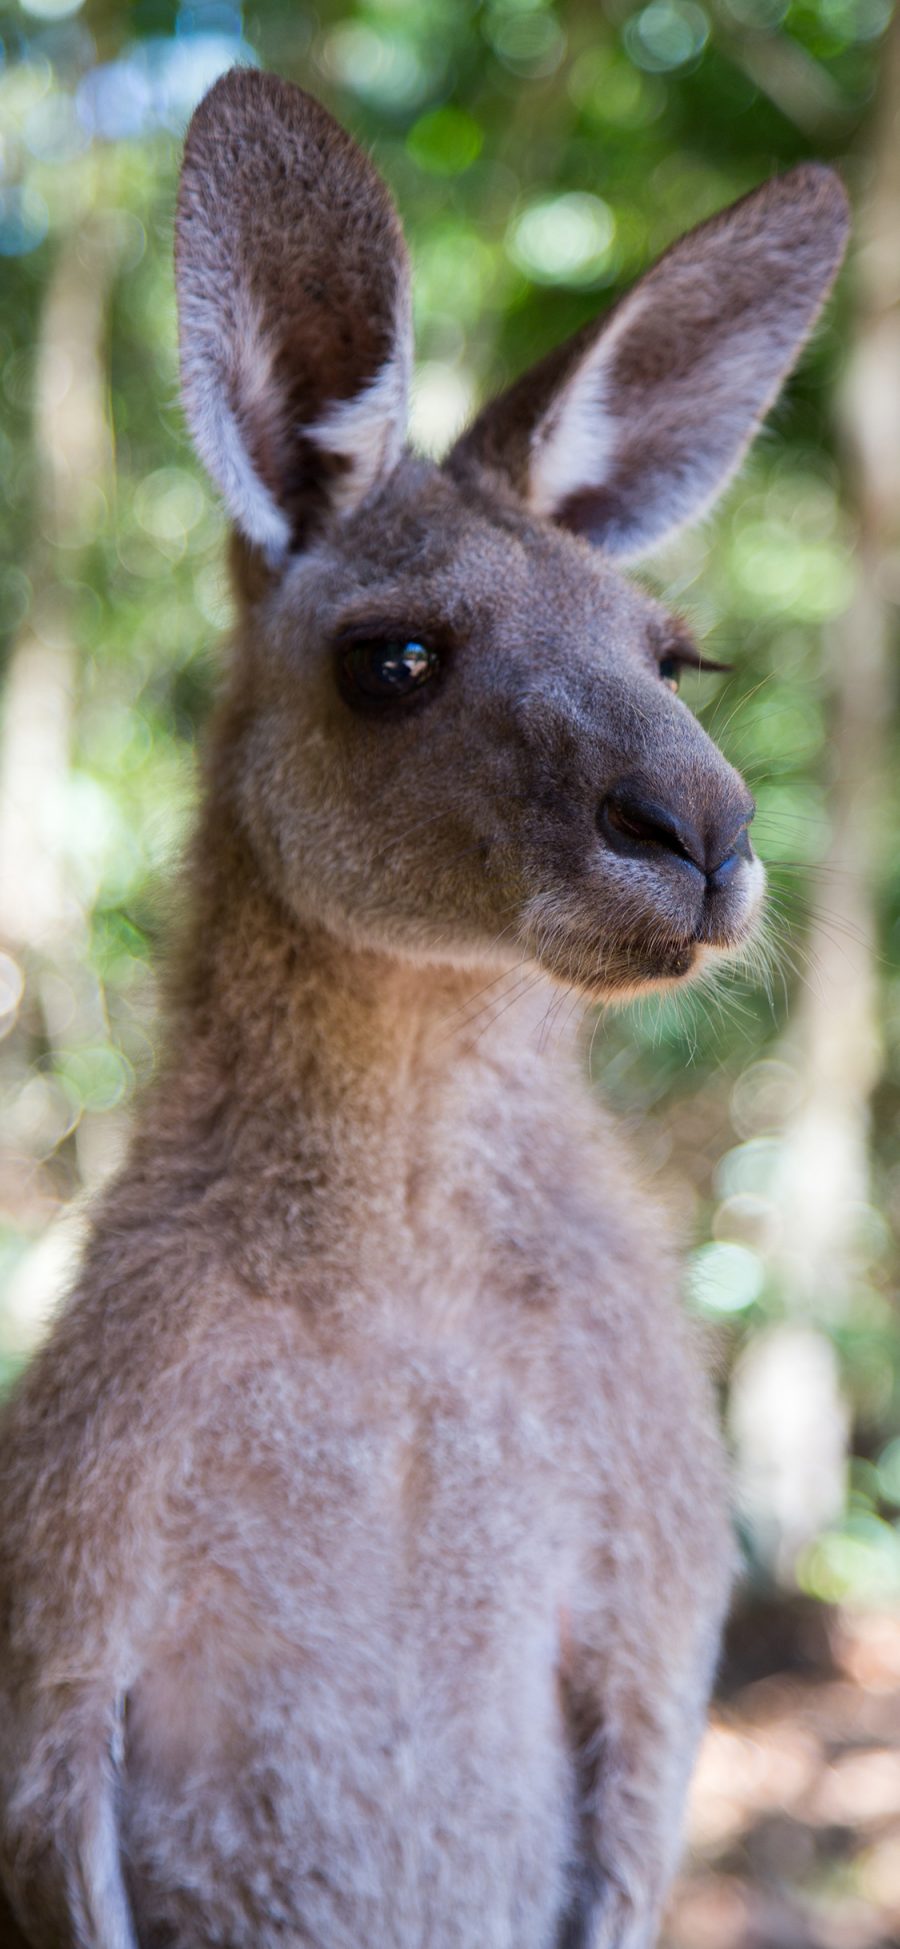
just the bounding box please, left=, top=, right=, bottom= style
left=667, top=1608, right=900, bottom=1949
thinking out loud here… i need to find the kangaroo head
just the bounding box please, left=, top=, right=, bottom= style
left=176, top=69, right=848, bottom=999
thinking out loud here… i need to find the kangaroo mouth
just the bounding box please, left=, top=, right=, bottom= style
left=585, top=933, right=704, bottom=998
left=517, top=920, right=702, bottom=1000
left=563, top=931, right=738, bottom=1002
left=518, top=853, right=765, bottom=1001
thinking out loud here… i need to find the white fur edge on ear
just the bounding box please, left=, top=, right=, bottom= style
left=179, top=286, right=293, bottom=565
left=527, top=319, right=624, bottom=523
left=179, top=284, right=411, bottom=561
left=523, top=275, right=840, bottom=562
left=307, top=325, right=411, bottom=515
left=526, top=281, right=806, bottom=562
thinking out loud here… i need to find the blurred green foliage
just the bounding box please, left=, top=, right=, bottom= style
left=0, top=0, right=898, bottom=1604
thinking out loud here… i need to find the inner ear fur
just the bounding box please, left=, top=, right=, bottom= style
left=450, top=165, right=850, bottom=560
left=176, top=68, right=412, bottom=561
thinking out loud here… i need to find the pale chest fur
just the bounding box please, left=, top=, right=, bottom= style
left=113, top=1186, right=725, bottom=1949
left=0, top=1025, right=729, bottom=1949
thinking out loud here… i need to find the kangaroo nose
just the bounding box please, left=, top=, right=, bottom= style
left=598, top=786, right=753, bottom=879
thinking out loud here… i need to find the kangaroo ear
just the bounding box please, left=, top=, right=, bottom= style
left=176, top=68, right=412, bottom=564
left=451, top=168, right=849, bottom=561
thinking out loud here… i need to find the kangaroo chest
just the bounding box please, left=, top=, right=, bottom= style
left=123, top=1327, right=585, bottom=1948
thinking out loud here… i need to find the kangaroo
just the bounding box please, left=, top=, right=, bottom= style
left=0, top=67, right=848, bottom=1949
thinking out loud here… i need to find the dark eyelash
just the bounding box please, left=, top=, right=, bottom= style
left=659, top=643, right=731, bottom=674
left=653, top=608, right=732, bottom=676
left=334, top=619, right=418, bottom=647
left=334, top=615, right=453, bottom=651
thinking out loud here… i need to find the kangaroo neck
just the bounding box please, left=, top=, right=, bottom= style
left=147, top=806, right=585, bottom=1280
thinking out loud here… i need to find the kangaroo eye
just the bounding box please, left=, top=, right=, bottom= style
left=658, top=655, right=681, bottom=693
left=338, top=639, right=440, bottom=711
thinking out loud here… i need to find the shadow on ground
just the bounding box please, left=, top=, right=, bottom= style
left=666, top=1599, right=900, bottom=1949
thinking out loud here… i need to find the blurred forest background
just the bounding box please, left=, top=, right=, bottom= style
left=0, top=0, right=898, bottom=1941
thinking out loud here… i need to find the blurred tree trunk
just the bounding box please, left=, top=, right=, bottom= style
left=0, top=215, right=123, bottom=1361
left=731, top=14, right=900, bottom=1581
left=0, top=217, right=119, bottom=948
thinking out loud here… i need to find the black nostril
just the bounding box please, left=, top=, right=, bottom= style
left=599, top=789, right=705, bottom=871
left=707, top=850, right=742, bottom=891
left=707, top=820, right=754, bottom=886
